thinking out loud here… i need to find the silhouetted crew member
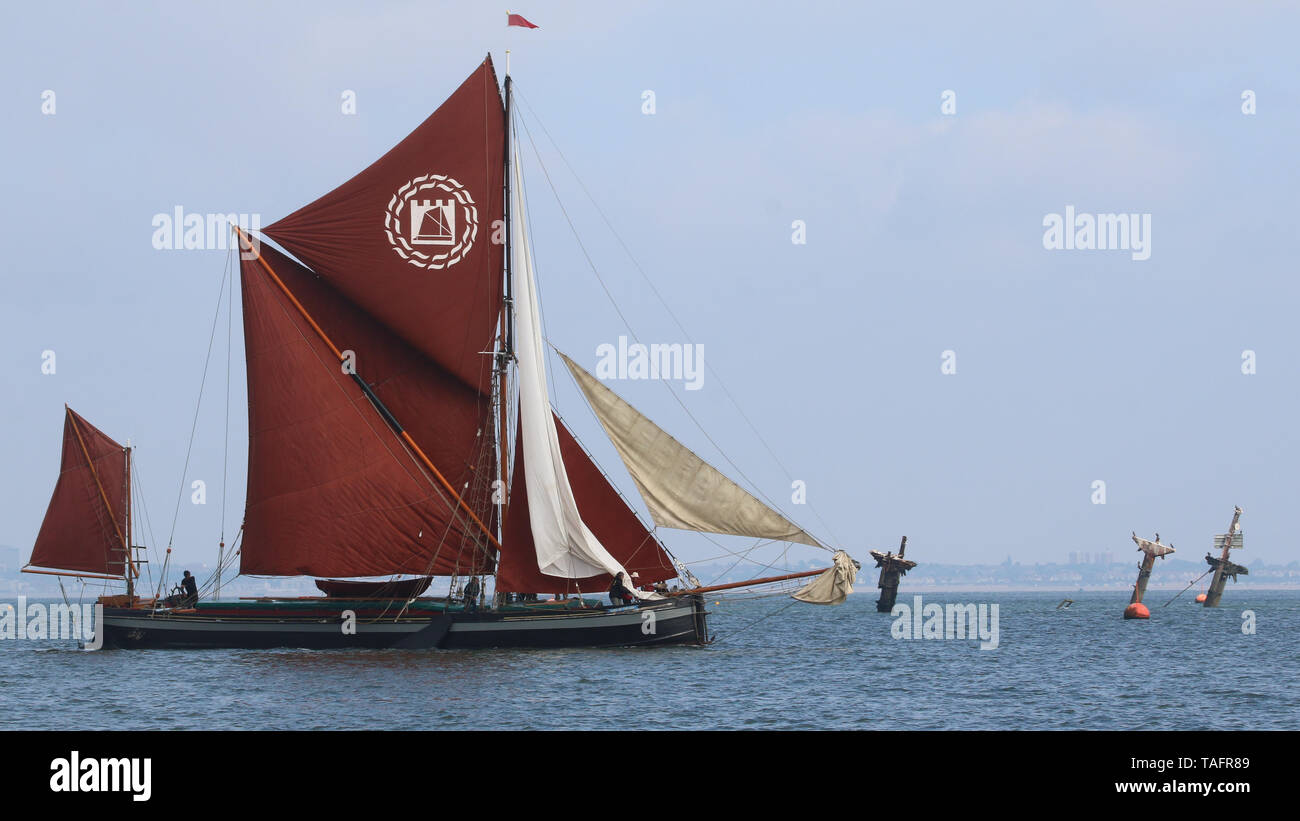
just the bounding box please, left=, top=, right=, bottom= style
left=463, top=576, right=481, bottom=613
left=608, top=573, right=634, bottom=606
left=180, top=570, right=198, bottom=606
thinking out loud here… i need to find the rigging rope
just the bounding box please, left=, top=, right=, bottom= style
left=195, top=528, right=243, bottom=599
left=512, top=106, right=563, bottom=407
left=511, top=104, right=691, bottom=590
left=165, top=247, right=232, bottom=559
left=1162, top=567, right=1216, bottom=608
left=129, top=452, right=159, bottom=598
left=702, top=541, right=793, bottom=589
left=513, top=93, right=830, bottom=553
left=515, top=87, right=841, bottom=549
left=221, top=240, right=233, bottom=543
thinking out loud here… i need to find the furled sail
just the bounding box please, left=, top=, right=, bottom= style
left=28, top=407, right=130, bottom=577
left=238, top=245, right=495, bottom=578
left=556, top=352, right=822, bottom=548
left=263, top=56, right=505, bottom=396
left=510, top=146, right=649, bottom=589
left=791, top=550, right=858, bottom=605
left=498, top=413, right=678, bottom=594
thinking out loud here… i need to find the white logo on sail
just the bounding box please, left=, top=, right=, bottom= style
left=385, top=174, right=478, bottom=269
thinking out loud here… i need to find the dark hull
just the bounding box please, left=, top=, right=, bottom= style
left=314, top=576, right=433, bottom=599
left=96, top=595, right=710, bottom=650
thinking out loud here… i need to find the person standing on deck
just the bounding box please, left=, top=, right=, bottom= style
left=608, top=572, right=634, bottom=607
left=463, top=576, right=481, bottom=613
left=180, top=570, right=198, bottom=607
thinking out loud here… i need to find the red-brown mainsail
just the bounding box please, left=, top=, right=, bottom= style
left=237, top=243, right=495, bottom=578
left=234, top=57, right=507, bottom=579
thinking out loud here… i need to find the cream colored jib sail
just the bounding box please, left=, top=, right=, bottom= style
left=557, top=351, right=822, bottom=548
left=512, top=147, right=656, bottom=599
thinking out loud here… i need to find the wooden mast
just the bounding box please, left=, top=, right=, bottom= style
left=231, top=225, right=503, bottom=554
left=486, top=59, right=514, bottom=606
left=124, top=441, right=135, bottom=599
left=497, top=63, right=514, bottom=529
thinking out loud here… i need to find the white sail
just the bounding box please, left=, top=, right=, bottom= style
left=557, top=351, right=822, bottom=548
left=511, top=147, right=653, bottom=596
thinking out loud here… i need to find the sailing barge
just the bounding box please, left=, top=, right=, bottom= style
left=23, top=56, right=856, bottom=650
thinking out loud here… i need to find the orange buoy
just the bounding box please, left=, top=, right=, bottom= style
left=1123, top=602, right=1150, bottom=620
left=1195, top=593, right=1207, bottom=603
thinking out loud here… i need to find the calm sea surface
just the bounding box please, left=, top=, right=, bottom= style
left=2, top=591, right=1296, bottom=730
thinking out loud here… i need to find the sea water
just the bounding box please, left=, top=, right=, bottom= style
left=1, top=591, right=1295, bottom=730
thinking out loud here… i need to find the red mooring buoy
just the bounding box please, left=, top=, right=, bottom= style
left=1123, top=602, right=1151, bottom=620
left=1195, top=593, right=1207, bottom=603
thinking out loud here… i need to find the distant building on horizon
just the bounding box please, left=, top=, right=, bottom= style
left=1067, top=551, right=1116, bottom=566
left=0, top=545, right=19, bottom=573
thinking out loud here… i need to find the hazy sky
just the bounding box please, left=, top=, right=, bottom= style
left=2, top=1, right=1297, bottom=584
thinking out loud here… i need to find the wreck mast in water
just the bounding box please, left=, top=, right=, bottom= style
left=1123, top=532, right=1174, bottom=619
left=1204, top=507, right=1246, bottom=608
left=869, top=536, right=916, bottom=613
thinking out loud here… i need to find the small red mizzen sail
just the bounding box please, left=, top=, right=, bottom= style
left=264, top=57, right=506, bottom=397
left=29, top=408, right=130, bottom=577
left=497, top=415, right=676, bottom=595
